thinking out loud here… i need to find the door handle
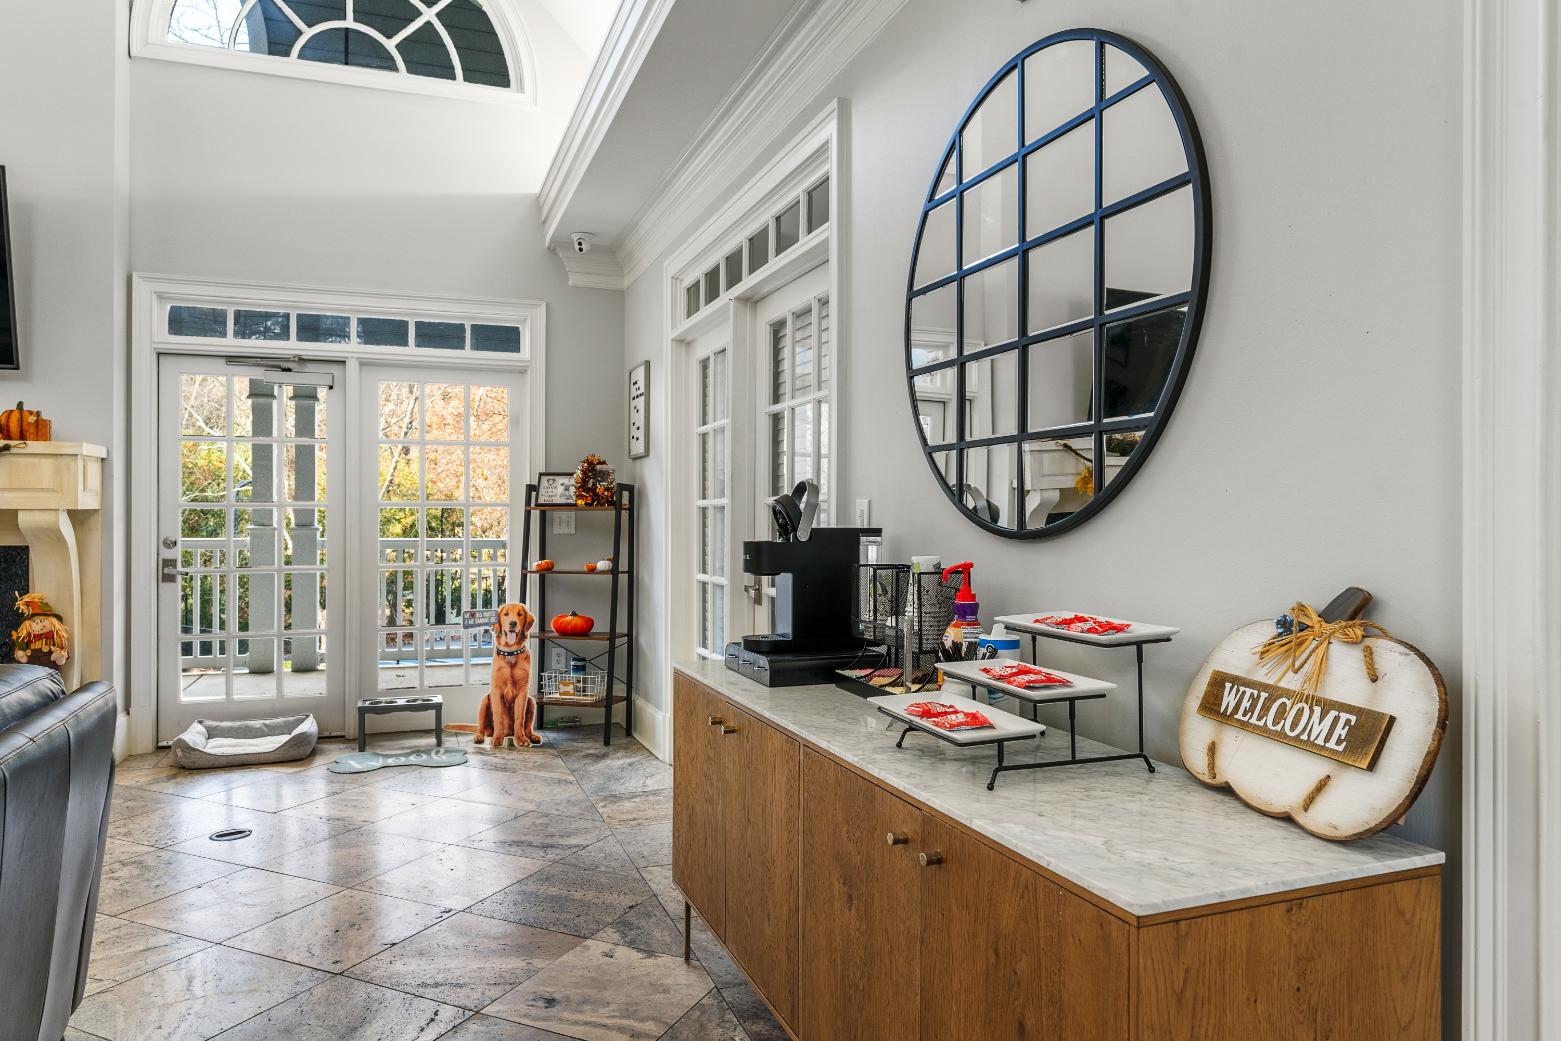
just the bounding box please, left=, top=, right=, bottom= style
left=160, top=558, right=191, bottom=584
left=919, top=851, right=944, bottom=867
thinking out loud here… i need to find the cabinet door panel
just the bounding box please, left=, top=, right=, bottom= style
left=920, top=819, right=1130, bottom=1041
left=722, top=708, right=800, bottom=1029
left=799, top=749, right=923, bottom=1041
left=672, top=676, right=726, bottom=936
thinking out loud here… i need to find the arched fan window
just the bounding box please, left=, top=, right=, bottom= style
left=138, top=0, right=528, bottom=98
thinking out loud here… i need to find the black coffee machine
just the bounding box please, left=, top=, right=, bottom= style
left=725, top=481, right=879, bottom=686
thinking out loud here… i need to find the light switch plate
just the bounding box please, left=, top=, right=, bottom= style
left=551, top=511, right=575, bottom=534
left=855, top=499, right=871, bottom=526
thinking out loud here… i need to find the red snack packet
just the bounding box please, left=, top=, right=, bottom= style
left=905, top=701, right=959, bottom=719
left=926, top=711, right=993, bottom=731
left=980, top=663, right=1068, bottom=687
left=1034, top=613, right=1132, bottom=636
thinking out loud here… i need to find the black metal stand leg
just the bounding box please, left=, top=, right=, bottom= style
left=1136, top=643, right=1155, bottom=773
left=1068, top=699, right=1077, bottom=760
left=435, top=706, right=443, bottom=747
left=683, top=900, right=692, bottom=963
left=987, top=740, right=1006, bottom=791
left=896, top=725, right=915, bottom=749
left=357, top=712, right=366, bottom=753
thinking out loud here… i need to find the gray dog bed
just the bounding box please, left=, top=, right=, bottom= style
left=170, top=713, right=318, bottom=769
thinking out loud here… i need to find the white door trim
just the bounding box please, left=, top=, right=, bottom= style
left=654, top=104, right=842, bottom=764
left=128, top=274, right=546, bottom=753
left=1461, top=0, right=1561, bottom=1036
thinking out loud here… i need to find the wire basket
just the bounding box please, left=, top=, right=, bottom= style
left=540, top=670, right=606, bottom=701
left=838, top=564, right=960, bottom=696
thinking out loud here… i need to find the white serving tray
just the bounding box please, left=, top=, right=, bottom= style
left=868, top=692, right=1045, bottom=746
left=938, top=657, right=1116, bottom=703
left=995, top=611, right=1180, bottom=646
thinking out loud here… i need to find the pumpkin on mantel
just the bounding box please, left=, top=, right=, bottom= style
left=550, top=611, right=595, bottom=636
left=0, top=402, right=52, bottom=442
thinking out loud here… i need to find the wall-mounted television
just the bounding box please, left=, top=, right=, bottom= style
left=0, top=167, right=18, bottom=371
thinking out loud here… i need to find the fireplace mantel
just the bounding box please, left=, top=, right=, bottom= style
left=0, top=442, right=106, bottom=690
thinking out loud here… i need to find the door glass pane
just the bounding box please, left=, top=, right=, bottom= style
left=375, top=377, right=515, bottom=695
left=792, top=305, right=814, bottom=396
left=173, top=370, right=332, bottom=710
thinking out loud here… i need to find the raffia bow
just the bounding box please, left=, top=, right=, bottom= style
left=1255, top=602, right=1392, bottom=700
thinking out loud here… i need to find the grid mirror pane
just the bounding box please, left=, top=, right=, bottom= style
left=905, top=29, right=1207, bottom=537
left=377, top=379, right=512, bottom=689
left=177, top=374, right=328, bottom=702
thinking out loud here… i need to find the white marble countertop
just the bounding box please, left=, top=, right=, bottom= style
left=676, top=659, right=1444, bottom=918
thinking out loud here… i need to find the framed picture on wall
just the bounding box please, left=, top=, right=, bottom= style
left=628, top=361, right=649, bottom=459
left=537, top=472, right=576, bottom=505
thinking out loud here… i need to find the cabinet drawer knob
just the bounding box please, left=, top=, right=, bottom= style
left=919, top=851, right=944, bottom=867
left=886, top=832, right=909, bottom=846
left=719, top=725, right=739, bottom=735
left=707, top=716, right=724, bottom=727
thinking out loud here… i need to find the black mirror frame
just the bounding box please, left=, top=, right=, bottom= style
left=904, top=28, right=1212, bottom=539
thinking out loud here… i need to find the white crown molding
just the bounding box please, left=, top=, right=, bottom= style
left=614, top=0, right=911, bottom=286
left=554, top=247, right=627, bottom=291
left=538, top=0, right=679, bottom=245
left=1461, top=0, right=1561, bottom=1037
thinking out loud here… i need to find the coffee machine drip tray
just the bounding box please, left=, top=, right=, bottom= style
left=723, top=644, right=862, bottom=688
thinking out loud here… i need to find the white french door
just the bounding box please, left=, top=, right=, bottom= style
left=157, top=355, right=529, bottom=743
left=690, top=329, right=731, bottom=660
left=361, top=365, right=527, bottom=703
left=157, top=356, right=346, bottom=741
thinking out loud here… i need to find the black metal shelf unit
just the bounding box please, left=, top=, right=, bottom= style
left=519, top=482, right=636, bottom=746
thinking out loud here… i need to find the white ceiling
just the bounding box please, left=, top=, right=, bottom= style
left=541, top=0, right=807, bottom=251
left=529, top=0, right=622, bottom=57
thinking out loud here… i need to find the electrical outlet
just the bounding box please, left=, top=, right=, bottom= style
left=855, top=498, right=871, bottom=526
left=548, top=646, right=568, bottom=672
left=551, top=511, right=575, bottom=535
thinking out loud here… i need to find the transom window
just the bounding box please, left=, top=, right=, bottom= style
left=150, top=0, right=520, bottom=94
left=165, top=301, right=526, bottom=356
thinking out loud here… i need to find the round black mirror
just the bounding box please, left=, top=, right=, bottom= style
left=906, top=29, right=1210, bottom=538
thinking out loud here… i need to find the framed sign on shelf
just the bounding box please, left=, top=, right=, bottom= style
left=536, top=472, right=576, bottom=505
left=628, top=361, right=649, bottom=459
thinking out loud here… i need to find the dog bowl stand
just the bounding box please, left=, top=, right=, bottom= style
left=357, top=695, right=444, bottom=752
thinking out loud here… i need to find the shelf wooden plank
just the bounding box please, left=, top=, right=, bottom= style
left=526, top=504, right=632, bottom=512
left=525, top=569, right=625, bottom=576
left=539, top=696, right=609, bottom=709
left=531, top=631, right=631, bottom=642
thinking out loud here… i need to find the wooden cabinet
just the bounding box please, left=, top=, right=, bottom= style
left=671, top=673, right=1442, bottom=1041
left=919, top=819, right=1130, bottom=1041
left=799, top=750, right=924, bottom=1041
left=672, top=674, right=728, bottom=936
left=722, top=706, right=800, bottom=1026
left=671, top=674, right=801, bottom=1030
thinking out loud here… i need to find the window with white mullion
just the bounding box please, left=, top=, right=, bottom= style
left=763, top=292, right=833, bottom=526
left=694, top=348, right=730, bottom=659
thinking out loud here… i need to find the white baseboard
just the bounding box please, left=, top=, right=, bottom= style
left=632, top=695, right=669, bottom=762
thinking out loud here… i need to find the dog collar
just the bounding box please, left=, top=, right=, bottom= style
left=495, top=647, right=527, bottom=658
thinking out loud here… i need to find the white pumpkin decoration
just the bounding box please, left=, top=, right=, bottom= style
left=1178, top=613, right=1447, bottom=841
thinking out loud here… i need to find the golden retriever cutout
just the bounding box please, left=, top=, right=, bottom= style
left=476, top=602, right=541, bottom=748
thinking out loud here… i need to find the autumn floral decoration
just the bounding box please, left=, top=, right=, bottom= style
left=573, top=454, right=616, bottom=507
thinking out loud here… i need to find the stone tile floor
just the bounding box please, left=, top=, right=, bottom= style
left=71, top=726, right=781, bottom=1041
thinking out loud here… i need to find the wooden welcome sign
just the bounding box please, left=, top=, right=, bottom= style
left=1179, top=589, right=1447, bottom=841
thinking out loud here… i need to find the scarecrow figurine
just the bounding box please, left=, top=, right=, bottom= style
left=12, top=593, right=69, bottom=668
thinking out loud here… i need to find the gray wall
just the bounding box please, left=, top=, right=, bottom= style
left=124, top=24, right=624, bottom=734
left=0, top=0, right=131, bottom=744
left=625, top=0, right=1462, bottom=1027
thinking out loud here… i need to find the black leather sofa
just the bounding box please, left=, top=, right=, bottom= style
left=0, top=665, right=117, bottom=1041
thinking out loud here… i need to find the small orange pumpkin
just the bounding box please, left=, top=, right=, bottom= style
left=551, top=611, right=595, bottom=636
left=583, top=562, right=598, bottom=573
left=0, top=402, right=50, bottom=442
left=534, top=560, right=555, bottom=572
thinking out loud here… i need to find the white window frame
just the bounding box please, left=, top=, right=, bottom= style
left=660, top=102, right=842, bottom=743
left=126, top=274, right=546, bottom=752
left=692, top=344, right=731, bottom=660
left=129, top=0, right=538, bottom=106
